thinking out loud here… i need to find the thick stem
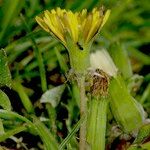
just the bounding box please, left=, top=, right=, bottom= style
left=66, top=42, right=91, bottom=149
left=78, top=76, right=87, bottom=150
left=87, top=97, right=108, bottom=150
left=95, top=98, right=108, bottom=150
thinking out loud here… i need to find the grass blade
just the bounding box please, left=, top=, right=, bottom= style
left=59, top=115, right=85, bottom=150
left=0, top=125, right=27, bottom=142
left=12, top=81, right=34, bottom=114
left=0, top=0, right=23, bottom=43
left=32, top=116, right=58, bottom=150
left=20, top=14, right=47, bottom=92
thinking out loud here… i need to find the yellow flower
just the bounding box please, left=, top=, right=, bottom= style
left=35, top=7, right=110, bottom=47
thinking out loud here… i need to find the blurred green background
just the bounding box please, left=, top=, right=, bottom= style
left=0, top=0, right=150, bottom=149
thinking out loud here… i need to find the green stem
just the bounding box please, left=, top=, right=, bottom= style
left=95, top=98, right=108, bottom=150
left=87, top=98, right=98, bottom=145
left=78, top=76, right=87, bottom=150
left=87, top=98, right=108, bottom=150
left=66, top=41, right=91, bottom=149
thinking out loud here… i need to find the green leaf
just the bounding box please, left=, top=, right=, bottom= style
left=40, top=84, right=66, bottom=107
left=59, top=115, right=85, bottom=150
left=0, top=125, right=27, bottom=142
left=109, top=75, right=145, bottom=133
left=12, top=81, right=34, bottom=114
left=0, top=0, right=24, bottom=43
left=109, top=43, right=133, bottom=80
left=134, top=123, right=150, bottom=144
left=55, top=47, right=68, bottom=73
left=0, top=110, right=58, bottom=149
left=0, top=109, right=34, bottom=126
left=20, top=14, right=47, bottom=92
left=0, top=90, right=11, bottom=110
left=128, top=48, right=150, bottom=65
left=128, top=142, right=150, bottom=150
left=33, top=116, right=58, bottom=150
left=140, top=84, right=150, bottom=104
left=0, top=49, right=11, bottom=88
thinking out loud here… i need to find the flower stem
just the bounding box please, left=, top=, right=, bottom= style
left=78, top=76, right=87, bottom=150
left=87, top=97, right=108, bottom=150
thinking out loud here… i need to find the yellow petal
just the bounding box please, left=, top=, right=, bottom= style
left=92, top=7, right=98, bottom=14
left=51, top=9, right=56, bottom=14
left=43, top=12, right=65, bottom=43
left=101, top=9, right=111, bottom=28
left=35, top=7, right=110, bottom=46
left=78, top=9, right=87, bottom=28
left=83, top=14, right=92, bottom=41
left=64, top=11, right=78, bottom=42
left=86, top=11, right=101, bottom=42
left=56, top=7, right=66, bottom=17
left=35, top=16, right=49, bottom=32
left=80, top=9, right=87, bottom=18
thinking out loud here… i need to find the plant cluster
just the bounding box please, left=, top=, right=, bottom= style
left=0, top=0, right=149, bottom=149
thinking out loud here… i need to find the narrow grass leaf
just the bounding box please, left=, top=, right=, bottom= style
left=0, top=0, right=23, bottom=43
left=0, top=110, right=58, bottom=149
left=0, top=125, right=27, bottom=142
left=32, top=116, right=58, bottom=150
left=0, top=109, right=34, bottom=127
left=55, top=47, right=68, bottom=73
left=20, top=14, right=47, bottom=92
left=134, top=123, right=150, bottom=144
left=128, top=142, right=150, bottom=150
left=59, top=115, right=85, bottom=150
left=128, top=48, right=150, bottom=65
left=12, top=81, right=34, bottom=114
left=140, top=84, right=150, bottom=104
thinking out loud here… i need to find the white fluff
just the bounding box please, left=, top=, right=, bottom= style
left=90, top=49, right=118, bottom=77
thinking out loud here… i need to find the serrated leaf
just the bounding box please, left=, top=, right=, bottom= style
left=40, top=84, right=65, bottom=107
left=0, top=90, right=11, bottom=110
left=0, top=49, right=11, bottom=88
